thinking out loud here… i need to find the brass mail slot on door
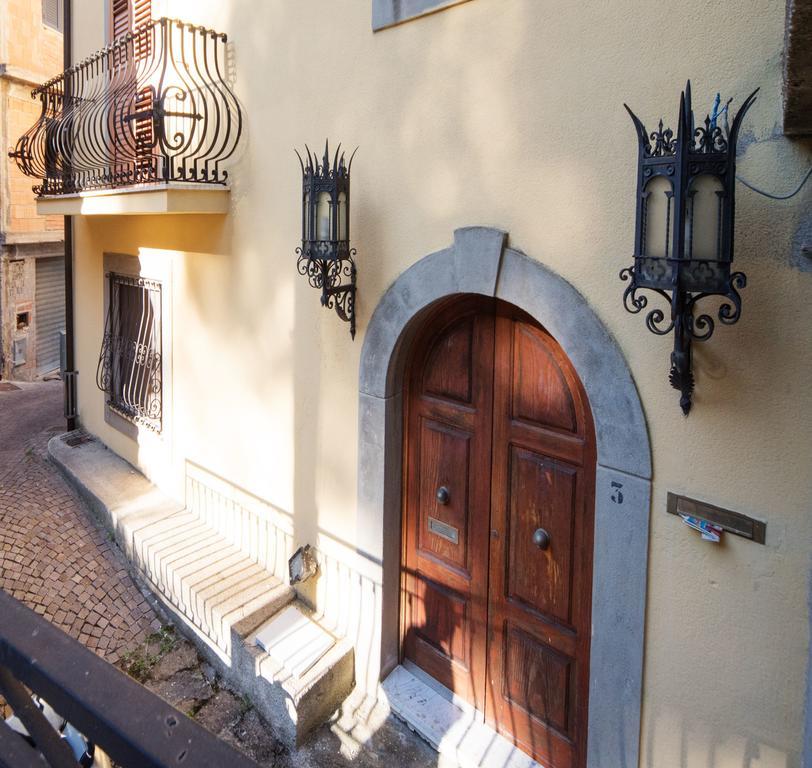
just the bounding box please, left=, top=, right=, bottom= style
left=428, top=516, right=459, bottom=545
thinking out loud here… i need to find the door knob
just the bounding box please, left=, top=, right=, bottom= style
left=532, top=527, right=550, bottom=550
left=436, top=486, right=450, bottom=505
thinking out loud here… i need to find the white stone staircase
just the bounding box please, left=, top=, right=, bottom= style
left=48, top=430, right=354, bottom=747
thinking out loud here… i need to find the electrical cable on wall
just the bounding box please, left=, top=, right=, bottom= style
left=707, top=93, right=811, bottom=201
left=736, top=166, right=812, bottom=200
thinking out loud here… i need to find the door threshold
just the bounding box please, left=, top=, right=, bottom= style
left=382, top=665, right=544, bottom=768
left=402, top=659, right=482, bottom=720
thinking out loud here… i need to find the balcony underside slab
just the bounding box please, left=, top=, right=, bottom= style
left=36, top=184, right=230, bottom=216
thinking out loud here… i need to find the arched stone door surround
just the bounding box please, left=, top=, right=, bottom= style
left=357, top=227, right=652, bottom=768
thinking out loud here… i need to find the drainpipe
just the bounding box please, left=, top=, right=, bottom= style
left=62, top=0, right=77, bottom=431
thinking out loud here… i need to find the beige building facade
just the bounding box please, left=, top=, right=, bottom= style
left=0, top=0, right=64, bottom=380
left=13, top=0, right=811, bottom=766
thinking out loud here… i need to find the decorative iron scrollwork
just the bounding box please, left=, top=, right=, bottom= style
left=96, top=273, right=162, bottom=432
left=621, top=81, right=757, bottom=414
left=9, top=18, right=242, bottom=196
left=296, top=142, right=358, bottom=338
left=647, top=120, right=677, bottom=158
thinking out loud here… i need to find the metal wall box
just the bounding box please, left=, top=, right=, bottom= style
left=667, top=492, right=766, bottom=544
left=12, top=338, right=27, bottom=366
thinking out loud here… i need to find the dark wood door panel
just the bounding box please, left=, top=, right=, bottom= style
left=499, top=621, right=577, bottom=767
left=414, top=396, right=476, bottom=431
left=502, top=622, right=575, bottom=738
left=402, top=296, right=495, bottom=714
left=506, top=446, right=577, bottom=625
left=404, top=571, right=474, bottom=691
left=511, top=324, right=577, bottom=433
left=416, top=418, right=472, bottom=574
left=403, top=572, right=480, bottom=703
left=422, top=315, right=475, bottom=404
left=403, top=298, right=595, bottom=767
left=487, top=308, right=595, bottom=768
left=507, top=420, right=586, bottom=466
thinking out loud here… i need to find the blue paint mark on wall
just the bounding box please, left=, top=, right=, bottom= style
left=790, top=213, right=812, bottom=273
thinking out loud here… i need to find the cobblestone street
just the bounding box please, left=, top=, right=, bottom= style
left=0, top=380, right=160, bottom=663
left=0, top=382, right=437, bottom=767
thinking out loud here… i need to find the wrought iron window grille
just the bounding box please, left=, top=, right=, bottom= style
left=8, top=17, right=242, bottom=196
left=96, top=272, right=162, bottom=433
left=621, top=81, right=757, bottom=414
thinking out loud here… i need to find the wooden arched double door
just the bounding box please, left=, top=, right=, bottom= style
left=401, top=296, right=596, bottom=768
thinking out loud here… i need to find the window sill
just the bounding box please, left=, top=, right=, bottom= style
left=372, top=0, right=472, bottom=31
left=35, top=183, right=231, bottom=217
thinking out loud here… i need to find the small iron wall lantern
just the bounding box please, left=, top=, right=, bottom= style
left=296, top=141, right=358, bottom=338
left=621, top=81, right=758, bottom=414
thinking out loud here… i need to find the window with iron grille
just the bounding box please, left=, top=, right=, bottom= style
left=96, top=273, right=162, bottom=433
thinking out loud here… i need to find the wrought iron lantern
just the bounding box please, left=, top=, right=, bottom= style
left=296, top=142, right=357, bottom=338
left=621, top=81, right=758, bottom=414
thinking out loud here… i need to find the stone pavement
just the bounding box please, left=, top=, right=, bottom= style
left=0, top=380, right=160, bottom=663
left=0, top=382, right=439, bottom=766
left=123, top=627, right=439, bottom=768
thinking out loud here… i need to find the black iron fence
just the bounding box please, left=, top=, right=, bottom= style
left=0, top=590, right=257, bottom=767
left=8, top=18, right=242, bottom=196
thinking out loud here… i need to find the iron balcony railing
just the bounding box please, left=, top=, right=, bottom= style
left=9, top=18, right=242, bottom=196
left=0, top=589, right=258, bottom=768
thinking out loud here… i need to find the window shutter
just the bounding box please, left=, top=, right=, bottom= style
left=111, top=0, right=131, bottom=41
left=111, top=0, right=150, bottom=38
left=133, top=0, right=151, bottom=29
left=42, top=0, right=62, bottom=31
left=132, top=0, right=152, bottom=59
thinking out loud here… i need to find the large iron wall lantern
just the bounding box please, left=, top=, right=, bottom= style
left=621, top=81, right=758, bottom=414
left=296, top=142, right=358, bottom=338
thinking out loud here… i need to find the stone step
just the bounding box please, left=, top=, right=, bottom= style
left=231, top=601, right=355, bottom=747
left=127, top=508, right=291, bottom=656
left=383, top=664, right=544, bottom=768
left=48, top=430, right=355, bottom=748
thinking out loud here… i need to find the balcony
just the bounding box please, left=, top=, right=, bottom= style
left=8, top=18, right=242, bottom=216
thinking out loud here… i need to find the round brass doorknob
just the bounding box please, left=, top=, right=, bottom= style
left=436, top=486, right=450, bottom=505
left=533, top=527, right=550, bottom=550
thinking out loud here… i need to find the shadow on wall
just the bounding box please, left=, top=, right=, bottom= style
left=137, top=0, right=810, bottom=766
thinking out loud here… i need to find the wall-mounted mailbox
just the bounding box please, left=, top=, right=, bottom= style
left=12, top=338, right=27, bottom=366
left=288, top=544, right=319, bottom=585
left=667, top=492, right=766, bottom=544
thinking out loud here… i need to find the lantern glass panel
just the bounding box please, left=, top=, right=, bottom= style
left=643, top=176, right=673, bottom=259
left=316, top=192, right=332, bottom=240
left=304, top=192, right=311, bottom=240
left=338, top=192, right=347, bottom=241
left=686, top=174, right=724, bottom=261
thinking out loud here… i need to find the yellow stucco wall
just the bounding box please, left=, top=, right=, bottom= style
left=67, top=1, right=811, bottom=766
left=0, top=0, right=63, bottom=239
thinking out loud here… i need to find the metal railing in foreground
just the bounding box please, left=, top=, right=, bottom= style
left=8, top=17, right=242, bottom=196
left=0, top=590, right=257, bottom=768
